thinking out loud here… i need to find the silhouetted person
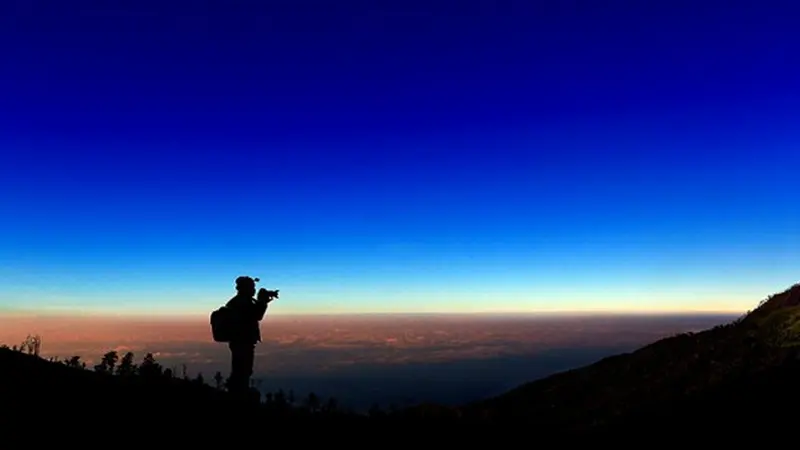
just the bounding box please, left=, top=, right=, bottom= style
left=222, top=276, right=277, bottom=397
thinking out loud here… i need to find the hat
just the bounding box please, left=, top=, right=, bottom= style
left=235, top=276, right=259, bottom=290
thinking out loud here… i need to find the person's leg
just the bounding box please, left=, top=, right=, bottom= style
left=227, top=343, right=250, bottom=395
left=242, top=344, right=258, bottom=403
left=243, top=343, right=255, bottom=381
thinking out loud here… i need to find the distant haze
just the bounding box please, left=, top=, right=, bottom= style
left=0, top=313, right=737, bottom=410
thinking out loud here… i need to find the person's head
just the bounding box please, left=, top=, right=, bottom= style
left=235, top=276, right=258, bottom=297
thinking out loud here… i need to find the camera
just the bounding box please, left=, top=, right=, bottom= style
left=259, top=288, right=279, bottom=300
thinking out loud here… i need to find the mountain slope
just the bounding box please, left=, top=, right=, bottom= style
left=0, top=346, right=255, bottom=424
left=457, top=283, right=800, bottom=434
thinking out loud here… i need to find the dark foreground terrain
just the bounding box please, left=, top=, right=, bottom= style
left=3, top=283, right=800, bottom=443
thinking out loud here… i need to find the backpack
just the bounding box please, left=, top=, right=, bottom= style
left=210, top=306, right=234, bottom=343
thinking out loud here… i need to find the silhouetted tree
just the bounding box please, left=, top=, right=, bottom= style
left=94, top=351, right=118, bottom=374
left=64, top=355, right=83, bottom=369
left=324, top=396, right=339, bottom=413
left=181, top=364, right=188, bottom=380
left=213, top=371, right=224, bottom=390
left=102, top=351, right=119, bottom=372
left=274, top=389, right=289, bottom=410
left=306, top=392, right=320, bottom=413
left=116, top=352, right=137, bottom=376
left=20, top=335, right=41, bottom=356
left=194, top=372, right=205, bottom=385
left=163, top=368, right=174, bottom=378
left=139, top=353, right=163, bottom=378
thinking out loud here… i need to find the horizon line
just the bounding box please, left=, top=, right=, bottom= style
left=0, top=308, right=746, bottom=320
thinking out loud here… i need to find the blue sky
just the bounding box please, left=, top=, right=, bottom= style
left=1, top=1, right=798, bottom=315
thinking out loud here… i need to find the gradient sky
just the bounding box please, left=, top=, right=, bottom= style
left=1, top=1, right=798, bottom=315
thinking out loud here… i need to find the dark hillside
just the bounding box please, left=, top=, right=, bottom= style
left=0, top=347, right=386, bottom=441
left=0, top=347, right=250, bottom=422
left=456, top=283, right=800, bottom=437
left=0, top=347, right=465, bottom=441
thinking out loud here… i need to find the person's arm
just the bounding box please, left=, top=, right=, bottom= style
left=254, top=298, right=268, bottom=321
left=254, top=289, right=273, bottom=321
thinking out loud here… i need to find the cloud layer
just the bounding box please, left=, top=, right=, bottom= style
left=1, top=313, right=735, bottom=378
